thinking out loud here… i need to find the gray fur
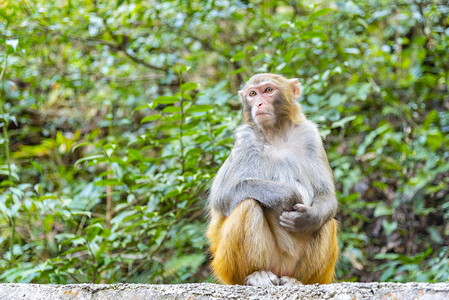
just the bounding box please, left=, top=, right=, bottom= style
left=208, top=120, right=337, bottom=232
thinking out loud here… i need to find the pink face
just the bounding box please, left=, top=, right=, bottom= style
left=245, top=82, right=279, bottom=126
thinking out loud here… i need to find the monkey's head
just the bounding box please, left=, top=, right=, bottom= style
left=238, top=73, right=303, bottom=133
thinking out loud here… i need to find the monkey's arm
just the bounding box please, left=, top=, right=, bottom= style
left=210, top=172, right=302, bottom=217
left=280, top=125, right=338, bottom=232
left=279, top=160, right=338, bottom=232
left=209, top=125, right=302, bottom=216
left=232, top=178, right=301, bottom=212
left=209, top=155, right=302, bottom=217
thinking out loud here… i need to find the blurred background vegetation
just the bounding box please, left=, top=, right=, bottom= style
left=0, top=0, right=448, bottom=284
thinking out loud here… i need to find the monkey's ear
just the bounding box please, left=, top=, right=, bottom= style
left=238, top=90, right=245, bottom=102
left=288, top=78, right=303, bottom=100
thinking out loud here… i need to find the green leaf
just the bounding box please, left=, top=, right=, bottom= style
left=339, top=193, right=359, bottom=204
left=301, top=31, right=328, bottom=40
left=154, top=95, right=179, bottom=105
left=164, top=189, right=181, bottom=200
left=95, top=243, right=107, bottom=260
left=428, top=226, right=443, bottom=244
left=75, top=154, right=105, bottom=166
left=194, top=135, right=211, bottom=143
left=331, top=116, right=356, bottom=128
left=328, top=93, right=348, bottom=107
left=426, top=131, right=443, bottom=151
left=181, top=92, right=192, bottom=101
left=373, top=181, right=388, bottom=190
left=93, top=179, right=122, bottom=186
left=134, top=104, right=152, bottom=111
left=69, top=210, right=92, bottom=217
left=374, top=203, right=392, bottom=217
left=163, top=253, right=206, bottom=277
left=86, top=223, right=103, bottom=242
left=174, top=65, right=189, bottom=73
left=181, top=82, right=199, bottom=91
left=379, top=262, right=399, bottom=281
left=72, top=142, right=93, bottom=152
left=250, top=53, right=265, bottom=62
left=311, top=8, right=333, bottom=19
left=382, top=221, right=398, bottom=236
left=162, top=106, right=182, bottom=113
left=283, top=49, right=296, bottom=63
left=356, top=124, right=390, bottom=156
left=185, top=105, right=213, bottom=114
left=230, top=67, right=246, bottom=75
left=213, top=125, right=227, bottom=136
left=231, top=51, right=246, bottom=62
left=422, top=110, right=438, bottom=130
left=141, top=114, right=161, bottom=123
left=128, top=149, right=142, bottom=160
left=44, top=214, right=55, bottom=233
left=30, top=160, right=43, bottom=174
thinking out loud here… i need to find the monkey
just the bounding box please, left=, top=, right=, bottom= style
left=206, top=73, right=339, bottom=286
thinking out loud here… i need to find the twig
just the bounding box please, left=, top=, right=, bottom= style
left=91, top=0, right=167, bottom=72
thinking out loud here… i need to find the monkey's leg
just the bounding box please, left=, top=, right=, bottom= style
left=308, top=219, right=339, bottom=284
left=207, top=199, right=277, bottom=285
left=294, top=219, right=339, bottom=284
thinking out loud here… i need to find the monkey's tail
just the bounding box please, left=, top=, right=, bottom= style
left=207, top=199, right=275, bottom=285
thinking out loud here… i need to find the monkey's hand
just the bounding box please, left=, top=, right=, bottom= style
left=279, top=204, right=321, bottom=232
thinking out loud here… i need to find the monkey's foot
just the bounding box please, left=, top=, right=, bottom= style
left=279, top=276, right=302, bottom=286
left=244, top=270, right=280, bottom=286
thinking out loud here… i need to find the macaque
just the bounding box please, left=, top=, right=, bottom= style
left=206, top=73, right=338, bottom=286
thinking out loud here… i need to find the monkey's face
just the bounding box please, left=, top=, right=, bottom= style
left=239, top=74, right=303, bottom=132
left=244, top=82, right=279, bottom=127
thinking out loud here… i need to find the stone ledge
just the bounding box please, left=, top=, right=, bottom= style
left=0, top=282, right=448, bottom=299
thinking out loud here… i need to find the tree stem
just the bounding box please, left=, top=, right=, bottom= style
left=0, top=53, right=11, bottom=182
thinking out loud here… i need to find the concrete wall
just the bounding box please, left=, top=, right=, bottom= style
left=0, top=282, right=448, bottom=299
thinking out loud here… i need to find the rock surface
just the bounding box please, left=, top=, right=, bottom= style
left=0, top=282, right=448, bottom=299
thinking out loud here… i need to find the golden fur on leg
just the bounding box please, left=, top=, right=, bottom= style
left=207, top=199, right=339, bottom=285
left=207, top=199, right=275, bottom=284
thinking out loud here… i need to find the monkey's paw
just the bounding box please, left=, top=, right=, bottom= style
left=244, top=270, right=280, bottom=286
left=279, top=204, right=319, bottom=232
left=279, top=276, right=303, bottom=286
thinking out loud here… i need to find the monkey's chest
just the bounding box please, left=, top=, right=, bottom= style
left=262, top=146, right=314, bottom=206
left=262, top=147, right=302, bottom=182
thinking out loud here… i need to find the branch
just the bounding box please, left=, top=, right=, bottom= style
left=91, top=0, right=168, bottom=72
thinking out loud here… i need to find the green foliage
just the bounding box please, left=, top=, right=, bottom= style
left=1, top=0, right=448, bottom=283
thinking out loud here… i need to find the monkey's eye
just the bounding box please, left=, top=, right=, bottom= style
left=265, top=87, right=273, bottom=93
left=249, top=91, right=256, bottom=97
